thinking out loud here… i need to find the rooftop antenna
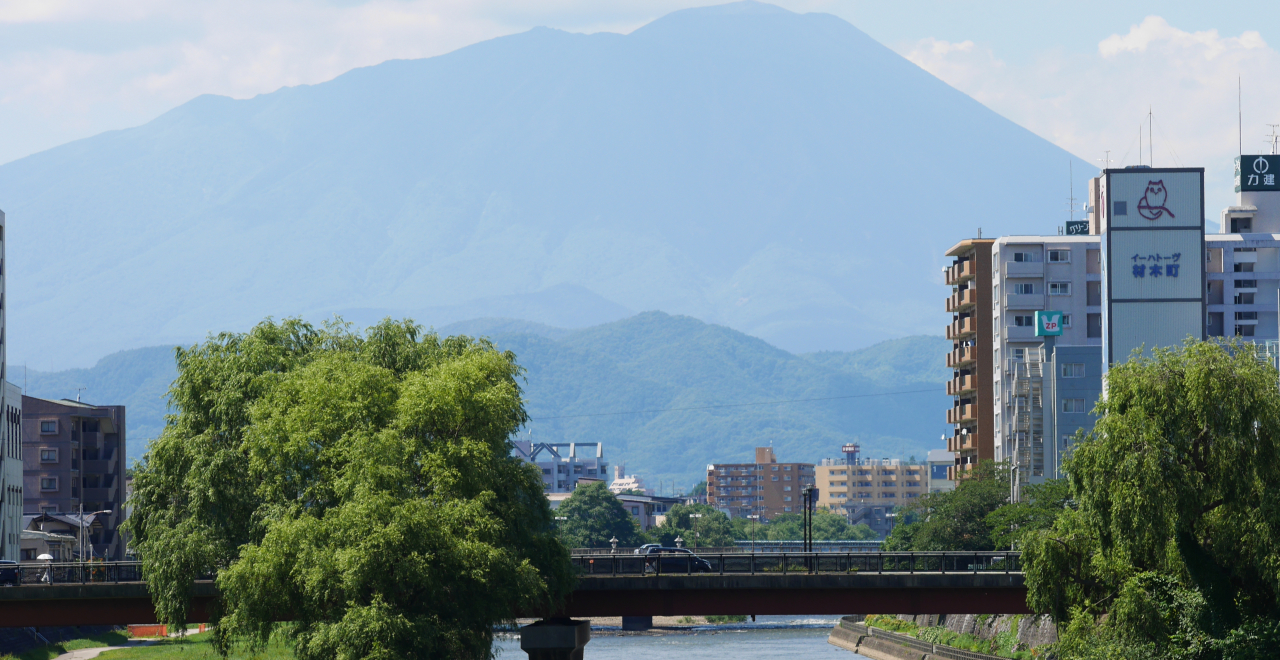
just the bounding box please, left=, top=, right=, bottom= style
left=1098, top=151, right=1113, bottom=170
left=1268, top=124, right=1280, bottom=155
left=74, top=387, right=86, bottom=403
left=1239, top=77, right=1243, bottom=158
left=1139, top=122, right=1143, bottom=166
left=1067, top=160, right=1077, bottom=223
left=1149, top=106, right=1153, bottom=167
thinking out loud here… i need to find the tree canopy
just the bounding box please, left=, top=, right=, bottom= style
left=126, top=318, right=573, bottom=660
left=751, top=511, right=878, bottom=541
left=554, top=481, right=645, bottom=549
left=650, top=504, right=737, bottom=548
left=1024, top=339, right=1280, bottom=658
left=884, top=460, right=1010, bottom=551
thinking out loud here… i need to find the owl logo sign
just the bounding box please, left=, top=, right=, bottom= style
left=1137, top=180, right=1175, bottom=221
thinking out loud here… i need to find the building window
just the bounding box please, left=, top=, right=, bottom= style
left=784, top=486, right=792, bottom=492
left=1062, top=398, right=1088, bottom=413
left=1012, top=348, right=1026, bottom=361
left=1087, top=313, right=1102, bottom=338
left=39, top=448, right=58, bottom=462
left=1013, top=283, right=1036, bottom=294
left=1061, top=363, right=1085, bottom=378
left=1047, top=249, right=1071, bottom=263
left=39, top=420, right=57, bottom=434
left=784, top=476, right=792, bottom=481
left=784, top=507, right=792, bottom=512
left=1049, top=282, right=1071, bottom=295
left=784, top=496, right=792, bottom=502
left=1014, top=316, right=1034, bottom=327
left=772, top=466, right=779, bottom=471
left=1236, top=312, right=1259, bottom=321
left=1062, top=314, right=1072, bottom=328
left=1113, top=201, right=1127, bottom=216
left=1013, top=252, right=1041, bottom=263
left=772, top=476, right=779, bottom=481
left=41, top=506, right=57, bottom=514
left=882, top=492, right=897, bottom=498
left=40, top=477, right=58, bottom=491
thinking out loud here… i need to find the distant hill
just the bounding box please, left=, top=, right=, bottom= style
left=0, top=1, right=1088, bottom=369
left=14, top=314, right=947, bottom=486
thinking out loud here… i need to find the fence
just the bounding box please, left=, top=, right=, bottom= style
left=0, top=561, right=145, bottom=586
left=570, top=551, right=1021, bottom=576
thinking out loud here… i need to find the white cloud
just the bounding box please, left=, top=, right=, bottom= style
left=902, top=16, right=1280, bottom=217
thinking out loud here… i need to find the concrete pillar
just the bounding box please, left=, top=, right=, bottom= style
left=621, top=616, right=652, bottom=631
left=520, top=618, right=590, bottom=660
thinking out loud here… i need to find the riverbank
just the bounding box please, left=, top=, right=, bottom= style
left=827, top=616, right=1050, bottom=660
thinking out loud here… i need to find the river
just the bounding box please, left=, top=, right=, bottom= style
left=493, top=615, right=870, bottom=658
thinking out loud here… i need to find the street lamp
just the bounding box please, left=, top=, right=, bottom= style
left=688, top=514, right=703, bottom=550
left=674, top=536, right=684, bottom=549
left=78, top=506, right=112, bottom=564
left=747, top=514, right=760, bottom=553
left=609, top=536, right=618, bottom=554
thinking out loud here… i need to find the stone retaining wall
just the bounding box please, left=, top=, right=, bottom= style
left=896, top=613, right=1057, bottom=648
left=828, top=618, right=1015, bottom=660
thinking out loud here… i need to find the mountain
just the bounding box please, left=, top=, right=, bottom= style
left=15, top=313, right=948, bottom=485
left=0, top=1, right=1088, bottom=369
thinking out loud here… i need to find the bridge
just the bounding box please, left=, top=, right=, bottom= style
left=0, top=553, right=1030, bottom=658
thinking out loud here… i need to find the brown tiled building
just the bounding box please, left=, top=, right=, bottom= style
left=706, top=447, right=815, bottom=520
left=22, top=396, right=127, bottom=560
left=945, top=238, right=995, bottom=480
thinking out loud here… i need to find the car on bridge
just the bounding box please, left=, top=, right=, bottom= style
left=634, top=546, right=713, bottom=573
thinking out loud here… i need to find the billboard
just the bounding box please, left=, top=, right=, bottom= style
left=1235, top=155, right=1280, bottom=192
left=1101, top=168, right=1205, bottom=367
left=1035, top=310, right=1063, bottom=336
left=1065, top=221, right=1089, bottom=235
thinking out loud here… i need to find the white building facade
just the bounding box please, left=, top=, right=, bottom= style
left=0, top=211, right=16, bottom=561
left=990, top=235, right=1103, bottom=484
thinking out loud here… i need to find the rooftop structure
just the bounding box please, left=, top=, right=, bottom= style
left=513, top=440, right=608, bottom=493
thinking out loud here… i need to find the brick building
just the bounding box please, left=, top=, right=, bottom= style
left=706, top=447, right=815, bottom=520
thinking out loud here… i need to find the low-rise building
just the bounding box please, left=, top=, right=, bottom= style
left=608, top=464, right=649, bottom=495
left=513, top=441, right=607, bottom=493
left=706, top=447, right=815, bottom=520
left=815, top=457, right=926, bottom=537
left=19, top=513, right=103, bottom=561
left=926, top=449, right=956, bottom=493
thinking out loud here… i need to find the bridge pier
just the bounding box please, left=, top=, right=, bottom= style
left=519, top=618, right=590, bottom=660
left=620, top=616, right=652, bottom=631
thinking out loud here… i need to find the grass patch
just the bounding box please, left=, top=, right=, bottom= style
left=704, top=615, right=748, bottom=624
left=1, top=631, right=133, bottom=660
left=92, top=632, right=297, bottom=659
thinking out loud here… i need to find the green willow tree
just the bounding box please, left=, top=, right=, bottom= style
left=1024, top=339, right=1280, bottom=659
left=125, top=318, right=573, bottom=660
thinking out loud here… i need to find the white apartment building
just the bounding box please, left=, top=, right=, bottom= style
left=1208, top=158, right=1280, bottom=342
left=512, top=441, right=608, bottom=493
left=990, top=235, right=1103, bottom=482
left=0, top=211, right=16, bottom=561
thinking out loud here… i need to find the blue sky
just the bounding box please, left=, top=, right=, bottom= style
left=3, top=0, right=1279, bottom=214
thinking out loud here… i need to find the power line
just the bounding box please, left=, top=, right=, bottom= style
left=528, top=387, right=940, bottom=421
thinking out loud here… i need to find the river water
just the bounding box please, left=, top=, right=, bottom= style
left=493, top=615, right=871, bottom=659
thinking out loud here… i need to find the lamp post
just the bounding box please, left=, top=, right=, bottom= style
left=688, top=514, right=703, bottom=550
left=674, top=536, right=684, bottom=549
left=610, top=536, right=618, bottom=554
left=747, top=514, right=760, bottom=553
left=78, top=505, right=112, bottom=565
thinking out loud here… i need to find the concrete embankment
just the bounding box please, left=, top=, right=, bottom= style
left=827, top=616, right=1027, bottom=660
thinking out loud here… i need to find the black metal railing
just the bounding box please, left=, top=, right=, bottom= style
left=569, top=551, right=1021, bottom=576
left=0, top=561, right=145, bottom=586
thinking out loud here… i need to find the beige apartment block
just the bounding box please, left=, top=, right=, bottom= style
left=706, top=447, right=815, bottom=520
left=815, top=458, right=926, bottom=512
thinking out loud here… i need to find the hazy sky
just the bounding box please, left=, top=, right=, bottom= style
left=5, top=0, right=1280, bottom=211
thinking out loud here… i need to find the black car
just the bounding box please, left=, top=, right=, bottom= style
left=637, top=547, right=713, bottom=573
left=0, top=560, right=18, bottom=586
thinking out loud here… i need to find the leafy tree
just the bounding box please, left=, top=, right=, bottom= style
left=985, top=478, right=1070, bottom=550
left=1024, top=340, right=1280, bottom=658
left=126, top=318, right=573, bottom=660
left=689, top=481, right=707, bottom=499
left=555, top=481, right=644, bottom=549
left=650, top=504, right=736, bottom=548
left=759, top=511, right=877, bottom=541
left=883, top=460, right=1010, bottom=551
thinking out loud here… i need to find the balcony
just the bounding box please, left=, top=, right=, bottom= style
left=946, top=432, right=978, bottom=453
left=946, top=288, right=978, bottom=312
left=946, top=317, right=975, bottom=340
left=946, top=261, right=976, bottom=285
left=947, top=462, right=976, bottom=481
left=946, top=403, right=976, bottom=425
left=947, top=345, right=975, bottom=368
left=947, top=374, right=976, bottom=396
left=1005, top=261, right=1044, bottom=277
left=1005, top=293, right=1044, bottom=310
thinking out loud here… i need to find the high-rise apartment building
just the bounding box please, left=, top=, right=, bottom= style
left=21, top=397, right=127, bottom=560
left=990, top=235, right=1104, bottom=485
left=1205, top=154, right=1280, bottom=343
left=945, top=238, right=995, bottom=480
left=706, top=447, right=815, bottom=520
left=0, top=209, right=18, bottom=562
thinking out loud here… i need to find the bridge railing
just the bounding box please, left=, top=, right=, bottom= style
left=568, top=551, right=1021, bottom=576
left=2, top=562, right=146, bottom=586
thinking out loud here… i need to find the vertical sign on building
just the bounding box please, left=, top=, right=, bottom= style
left=1101, top=168, right=1205, bottom=369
